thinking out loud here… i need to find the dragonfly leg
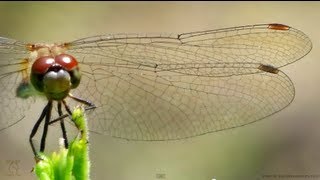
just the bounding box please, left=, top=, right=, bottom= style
left=48, top=95, right=96, bottom=125
left=29, top=101, right=50, bottom=156
left=39, top=101, right=53, bottom=152
left=68, top=93, right=96, bottom=110
left=57, top=102, right=68, bottom=149
left=62, top=100, right=72, bottom=115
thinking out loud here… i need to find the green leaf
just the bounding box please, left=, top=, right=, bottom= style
left=34, top=106, right=90, bottom=180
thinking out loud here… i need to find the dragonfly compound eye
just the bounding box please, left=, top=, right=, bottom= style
left=55, top=54, right=79, bottom=71
left=55, top=54, right=81, bottom=89
left=31, top=56, right=55, bottom=92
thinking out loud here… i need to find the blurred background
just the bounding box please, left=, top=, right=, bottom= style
left=0, top=2, right=319, bottom=180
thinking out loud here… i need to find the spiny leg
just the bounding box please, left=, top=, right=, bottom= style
left=29, top=102, right=50, bottom=156
left=68, top=93, right=96, bottom=110
left=40, top=100, right=53, bottom=152
left=48, top=94, right=96, bottom=126
left=57, top=102, right=68, bottom=148
left=48, top=99, right=74, bottom=127
left=62, top=100, right=72, bottom=115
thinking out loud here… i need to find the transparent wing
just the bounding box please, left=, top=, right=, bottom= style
left=0, top=37, right=35, bottom=131
left=65, top=23, right=311, bottom=140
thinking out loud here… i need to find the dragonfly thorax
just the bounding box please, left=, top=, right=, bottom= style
left=27, top=43, right=68, bottom=59
left=30, top=54, right=81, bottom=100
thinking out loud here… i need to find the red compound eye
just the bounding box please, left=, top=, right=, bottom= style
left=32, top=56, right=55, bottom=74
left=55, top=54, right=78, bottom=71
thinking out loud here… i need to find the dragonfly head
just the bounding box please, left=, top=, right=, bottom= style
left=31, top=54, right=81, bottom=100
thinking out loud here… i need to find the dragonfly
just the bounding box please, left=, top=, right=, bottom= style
left=0, top=23, right=312, bottom=156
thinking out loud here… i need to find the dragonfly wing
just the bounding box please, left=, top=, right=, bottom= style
left=0, top=37, right=36, bottom=131
left=65, top=23, right=310, bottom=140
left=70, top=64, right=295, bottom=140
left=68, top=23, right=312, bottom=73
left=178, top=23, right=312, bottom=68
